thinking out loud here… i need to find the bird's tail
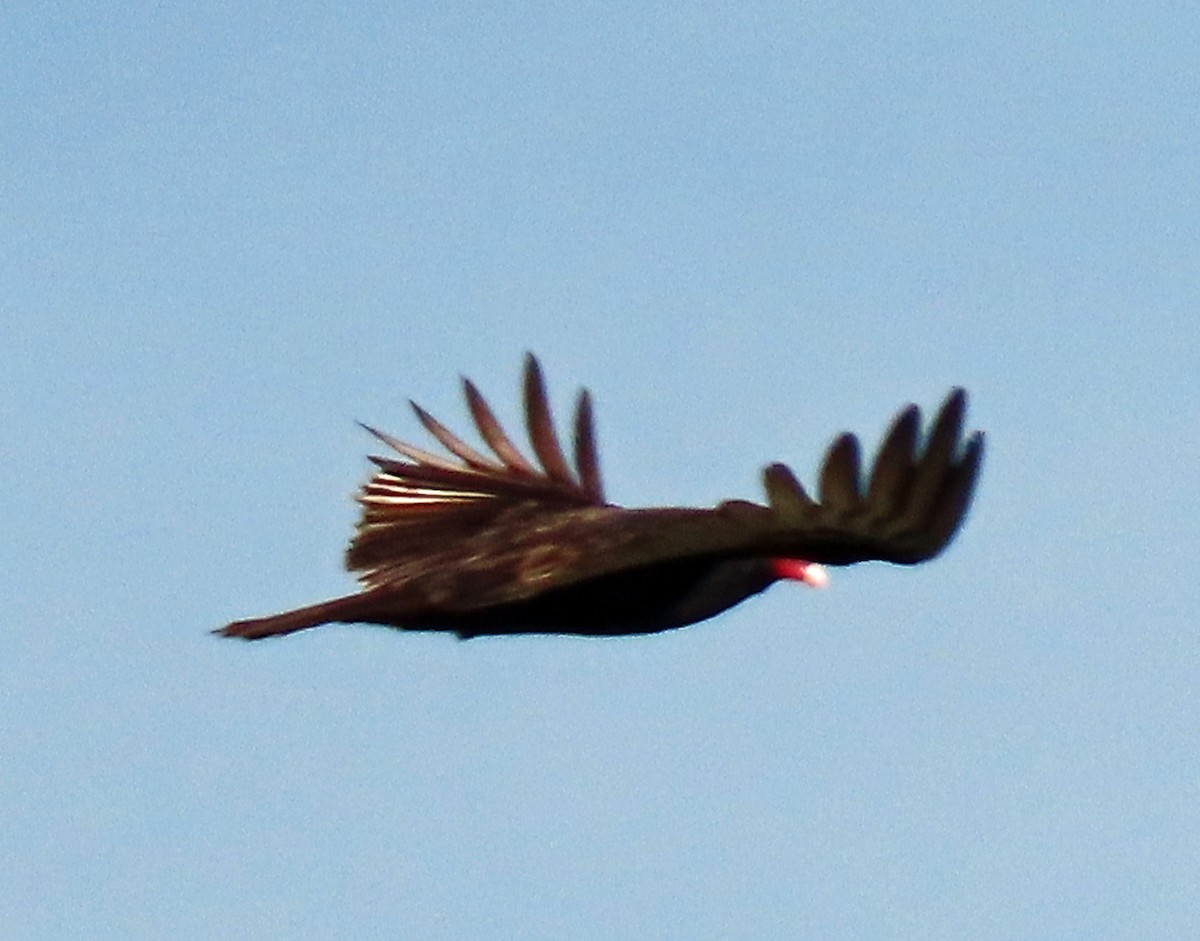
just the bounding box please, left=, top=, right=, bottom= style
left=215, top=592, right=381, bottom=641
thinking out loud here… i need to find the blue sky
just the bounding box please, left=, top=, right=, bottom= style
left=3, top=2, right=1198, bottom=938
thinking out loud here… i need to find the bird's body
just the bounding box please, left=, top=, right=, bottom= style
left=219, top=356, right=983, bottom=641
left=223, top=554, right=779, bottom=640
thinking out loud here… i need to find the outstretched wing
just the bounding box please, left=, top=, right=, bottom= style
left=346, top=354, right=606, bottom=589
left=344, top=386, right=983, bottom=614
left=450, top=387, right=984, bottom=604
left=751, top=386, right=984, bottom=565
left=562, top=387, right=983, bottom=573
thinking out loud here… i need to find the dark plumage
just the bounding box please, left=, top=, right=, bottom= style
left=218, top=355, right=983, bottom=641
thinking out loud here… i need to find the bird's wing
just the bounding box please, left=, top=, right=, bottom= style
left=347, top=353, right=606, bottom=587
left=347, top=386, right=983, bottom=614
left=747, top=386, right=985, bottom=566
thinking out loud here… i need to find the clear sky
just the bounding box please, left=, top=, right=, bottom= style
left=3, top=3, right=1198, bottom=938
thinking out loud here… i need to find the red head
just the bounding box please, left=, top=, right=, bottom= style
left=770, top=558, right=830, bottom=589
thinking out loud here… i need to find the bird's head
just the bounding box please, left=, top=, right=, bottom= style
left=770, top=558, right=830, bottom=589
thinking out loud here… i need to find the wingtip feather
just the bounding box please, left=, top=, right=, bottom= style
left=573, top=389, right=605, bottom=503
left=818, top=433, right=863, bottom=512
left=463, top=375, right=538, bottom=474
left=523, top=354, right=576, bottom=485
left=763, top=462, right=815, bottom=518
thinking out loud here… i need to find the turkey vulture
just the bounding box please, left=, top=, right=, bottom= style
left=218, top=355, right=983, bottom=641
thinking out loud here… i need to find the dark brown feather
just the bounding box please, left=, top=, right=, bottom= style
left=762, top=463, right=815, bottom=520
left=522, top=353, right=577, bottom=486
left=865, top=404, right=919, bottom=516
left=573, top=390, right=604, bottom=504
left=464, top=377, right=538, bottom=474
left=410, top=401, right=500, bottom=471
left=818, top=434, right=863, bottom=515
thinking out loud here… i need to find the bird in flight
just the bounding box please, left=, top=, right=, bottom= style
left=218, top=355, right=983, bottom=641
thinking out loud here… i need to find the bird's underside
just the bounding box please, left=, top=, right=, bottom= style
left=218, top=355, right=984, bottom=641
